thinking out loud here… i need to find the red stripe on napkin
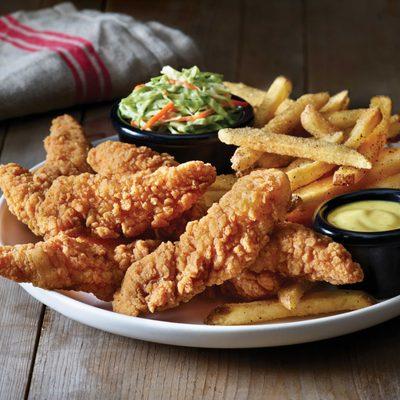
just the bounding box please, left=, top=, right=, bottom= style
left=7, top=15, right=112, bottom=100
left=0, top=16, right=101, bottom=102
left=0, top=23, right=85, bottom=102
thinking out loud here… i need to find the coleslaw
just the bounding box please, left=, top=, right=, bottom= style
left=118, top=66, right=248, bottom=134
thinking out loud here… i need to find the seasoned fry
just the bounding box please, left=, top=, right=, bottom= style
left=223, top=82, right=267, bottom=108
left=288, top=148, right=400, bottom=225
left=265, top=92, right=329, bottom=134
left=333, top=98, right=389, bottom=186
left=208, top=174, right=237, bottom=191
left=320, top=90, right=350, bottom=114
left=230, top=92, right=329, bottom=171
left=255, top=153, right=292, bottom=168
left=287, top=161, right=335, bottom=191
left=274, top=98, right=295, bottom=115
left=327, top=109, right=366, bottom=129
left=219, top=128, right=372, bottom=168
left=278, top=281, right=315, bottom=310
left=285, top=158, right=310, bottom=171
left=388, top=115, right=400, bottom=139
left=301, top=104, right=340, bottom=138
left=345, top=107, right=382, bottom=149
left=254, top=76, right=293, bottom=127
left=205, top=290, right=376, bottom=325
left=369, top=172, right=400, bottom=189
left=230, top=147, right=262, bottom=171
left=202, top=174, right=237, bottom=208
left=370, top=96, right=392, bottom=119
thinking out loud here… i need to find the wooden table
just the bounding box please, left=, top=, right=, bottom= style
left=1, top=1, right=400, bottom=398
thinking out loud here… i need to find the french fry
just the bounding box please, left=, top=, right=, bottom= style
left=278, top=281, right=315, bottom=310
left=288, top=148, right=400, bottom=225
left=320, top=90, right=350, bottom=114
left=285, top=158, right=310, bottom=171
left=230, top=147, right=263, bottom=171
left=225, top=77, right=292, bottom=127
left=254, top=76, right=293, bottom=127
left=205, top=290, right=376, bottom=325
left=287, top=161, right=336, bottom=191
left=219, top=128, right=372, bottom=169
left=265, top=92, right=329, bottom=134
left=230, top=92, right=329, bottom=171
left=388, top=115, right=400, bottom=140
left=333, top=99, right=389, bottom=186
left=223, top=82, right=267, bottom=108
left=369, top=172, right=400, bottom=189
left=327, top=109, right=366, bottom=129
left=256, top=153, right=292, bottom=168
left=202, top=174, right=237, bottom=208
left=344, top=107, right=382, bottom=149
left=208, top=174, right=237, bottom=191
left=370, top=95, right=392, bottom=119
left=274, top=98, right=295, bottom=115
left=301, top=104, right=339, bottom=138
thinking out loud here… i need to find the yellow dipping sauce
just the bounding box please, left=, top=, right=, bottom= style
left=327, top=200, right=400, bottom=232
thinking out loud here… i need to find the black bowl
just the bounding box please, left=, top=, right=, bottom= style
left=110, top=96, right=254, bottom=174
left=313, top=189, right=400, bottom=298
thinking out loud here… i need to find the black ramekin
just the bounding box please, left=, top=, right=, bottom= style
left=110, top=96, right=254, bottom=174
left=313, top=189, right=400, bottom=298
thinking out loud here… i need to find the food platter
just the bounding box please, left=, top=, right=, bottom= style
left=1, top=165, right=400, bottom=348
left=2, top=70, right=400, bottom=349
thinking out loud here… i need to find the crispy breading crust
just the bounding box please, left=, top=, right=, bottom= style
left=35, top=115, right=92, bottom=185
left=87, top=141, right=178, bottom=175
left=223, top=270, right=284, bottom=299
left=0, top=233, right=160, bottom=301
left=248, top=222, right=363, bottom=285
left=0, top=161, right=216, bottom=239
left=113, top=169, right=291, bottom=316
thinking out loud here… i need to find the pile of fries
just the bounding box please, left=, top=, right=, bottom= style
left=200, top=76, right=400, bottom=325
left=219, top=76, right=400, bottom=225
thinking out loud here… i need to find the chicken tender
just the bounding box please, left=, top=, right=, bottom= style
left=87, top=141, right=177, bottom=175
left=113, top=169, right=291, bottom=316
left=0, top=161, right=216, bottom=239
left=223, top=270, right=284, bottom=299
left=233, top=222, right=363, bottom=300
left=0, top=233, right=159, bottom=301
left=35, top=115, right=92, bottom=185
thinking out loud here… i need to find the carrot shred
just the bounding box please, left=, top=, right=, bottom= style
left=134, top=83, right=145, bottom=90
left=143, top=102, right=175, bottom=130
left=169, top=109, right=214, bottom=123
left=169, top=79, right=199, bottom=91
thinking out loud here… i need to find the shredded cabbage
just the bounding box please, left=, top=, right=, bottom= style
left=119, top=66, right=245, bottom=134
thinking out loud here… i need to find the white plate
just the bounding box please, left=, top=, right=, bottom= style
left=2, top=161, right=400, bottom=348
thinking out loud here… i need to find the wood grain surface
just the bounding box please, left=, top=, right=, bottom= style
left=1, top=1, right=400, bottom=399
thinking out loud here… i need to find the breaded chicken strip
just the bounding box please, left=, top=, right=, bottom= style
left=228, top=222, right=364, bottom=299
left=113, top=169, right=291, bottom=316
left=35, top=115, right=92, bottom=185
left=87, top=141, right=178, bottom=175
left=223, top=270, right=284, bottom=299
left=0, top=161, right=216, bottom=239
left=88, top=141, right=204, bottom=241
left=0, top=233, right=159, bottom=301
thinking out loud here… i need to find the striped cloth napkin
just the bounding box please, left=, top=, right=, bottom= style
left=0, top=2, right=200, bottom=120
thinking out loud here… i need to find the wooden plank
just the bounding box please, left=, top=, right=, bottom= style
left=238, top=0, right=305, bottom=97
left=27, top=310, right=400, bottom=400
left=306, top=0, right=400, bottom=108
